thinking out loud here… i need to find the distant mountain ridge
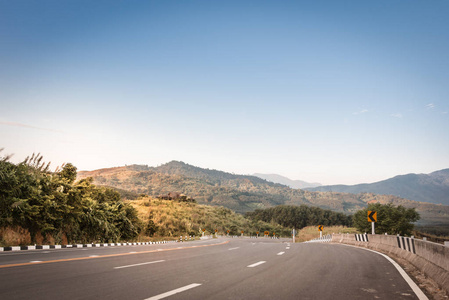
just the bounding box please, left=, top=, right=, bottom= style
left=305, top=169, right=449, bottom=206
left=253, top=173, right=321, bottom=189
left=77, top=161, right=449, bottom=228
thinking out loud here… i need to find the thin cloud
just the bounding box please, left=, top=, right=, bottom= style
left=0, top=121, right=64, bottom=133
left=353, top=109, right=368, bottom=115
left=426, top=103, right=435, bottom=109
left=390, top=113, right=402, bottom=118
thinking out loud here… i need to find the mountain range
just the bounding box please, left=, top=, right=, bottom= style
left=77, top=161, right=449, bottom=228
left=253, top=173, right=321, bottom=189
left=305, top=169, right=449, bottom=206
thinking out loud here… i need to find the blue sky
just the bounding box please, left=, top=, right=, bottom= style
left=1, top=0, right=448, bottom=185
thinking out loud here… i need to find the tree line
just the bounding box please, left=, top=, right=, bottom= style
left=245, top=203, right=419, bottom=236
left=245, top=205, right=353, bottom=229
left=0, top=152, right=141, bottom=244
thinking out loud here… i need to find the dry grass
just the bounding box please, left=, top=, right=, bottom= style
left=0, top=227, right=68, bottom=247
left=295, top=225, right=359, bottom=243
left=0, top=227, right=31, bottom=246
left=127, top=197, right=290, bottom=238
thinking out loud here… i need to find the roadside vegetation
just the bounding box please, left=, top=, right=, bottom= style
left=128, top=198, right=290, bottom=238
left=352, top=203, right=420, bottom=236
left=412, top=230, right=449, bottom=244
left=0, top=153, right=141, bottom=246
left=295, top=225, right=358, bottom=243
left=245, top=205, right=352, bottom=229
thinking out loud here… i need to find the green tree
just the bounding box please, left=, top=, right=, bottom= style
left=352, top=203, right=420, bottom=236
left=145, top=212, right=159, bottom=237
left=59, top=163, right=77, bottom=184
left=245, top=205, right=352, bottom=229
left=1, top=154, right=142, bottom=245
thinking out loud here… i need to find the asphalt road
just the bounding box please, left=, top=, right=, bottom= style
left=0, top=238, right=424, bottom=299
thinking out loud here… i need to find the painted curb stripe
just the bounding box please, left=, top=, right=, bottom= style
left=0, top=241, right=230, bottom=269
left=0, top=241, right=172, bottom=252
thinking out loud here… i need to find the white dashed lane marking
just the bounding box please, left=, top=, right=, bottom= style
left=144, top=283, right=202, bottom=300
left=114, top=260, right=165, bottom=270
left=247, top=261, right=266, bottom=268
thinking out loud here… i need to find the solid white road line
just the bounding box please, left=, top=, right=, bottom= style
left=144, top=283, right=202, bottom=300
left=247, top=261, right=266, bottom=268
left=286, top=247, right=290, bottom=250
left=277, top=252, right=285, bottom=256
left=339, top=244, right=428, bottom=300
left=114, top=260, right=165, bottom=269
left=30, top=261, right=42, bottom=263
left=228, top=247, right=240, bottom=250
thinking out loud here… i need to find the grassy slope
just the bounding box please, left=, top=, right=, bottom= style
left=295, top=225, right=359, bottom=243
left=127, top=197, right=291, bottom=238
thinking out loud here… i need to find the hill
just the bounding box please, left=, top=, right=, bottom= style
left=253, top=173, right=321, bottom=189
left=305, top=169, right=449, bottom=206
left=77, top=161, right=384, bottom=213
left=77, top=161, right=449, bottom=229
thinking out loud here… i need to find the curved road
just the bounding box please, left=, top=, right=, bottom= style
left=0, top=238, right=424, bottom=299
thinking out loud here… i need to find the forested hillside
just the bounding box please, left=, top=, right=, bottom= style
left=77, top=161, right=449, bottom=229
left=78, top=161, right=373, bottom=213
left=306, top=169, right=449, bottom=206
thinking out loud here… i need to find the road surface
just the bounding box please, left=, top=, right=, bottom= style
left=0, top=237, right=424, bottom=299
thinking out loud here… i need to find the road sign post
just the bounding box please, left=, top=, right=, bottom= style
left=368, top=211, right=377, bottom=235
left=318, top=225, right=323, bottom=238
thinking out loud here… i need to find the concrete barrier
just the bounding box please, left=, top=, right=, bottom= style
left=332, top=233, right=449, bottom=294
